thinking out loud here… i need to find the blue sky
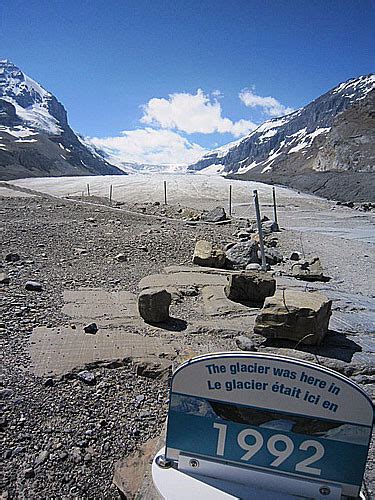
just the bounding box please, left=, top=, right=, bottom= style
left=1, top=0, right=374, bottom=164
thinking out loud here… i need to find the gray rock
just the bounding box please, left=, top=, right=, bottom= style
left=259, top=247, right=283, bottom=265
left=5, top=252, right=20, bottom=262
left=84, top=322, right=98, bottom=334
left=201, top=206, right=227, bottom=223
left=262, top=220, right=279, bottom=234
left=35, top=450, right=49, bottom=466
left=25, top=280, right=42, bottom=291
left=115, top=253, right=128, bottom=262
left=0, top=388, right=13, bottom=399
left=133, top=359, right=172, bottom=379
left=77, top=371, right=96, bottom=385
left=0, top=272, right=10, bottom=284
left=292, top=256, right=330, bottom=281
left=246, top=263, right=261, bottom=271
left=226, top=240, right=259, bottom=269
left=290, top=251, right=302, bottom=261
left=225, top=271, right=276, bottom=304
left=235, top=336, right=257, bottom=351
left=192, top=240, right=226, bottom=268
left=24, top=467, right=35, bottom=479
left=237, top=230, right=252, bottom=241
left=254, top=290, right=332, bottom=345
left=138, top=288, right=171, bottom=323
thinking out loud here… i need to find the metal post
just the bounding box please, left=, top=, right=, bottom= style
left=109, top=184, right=113, bottom=204
left=253, top=190, right=267, bottom=271
left=87, top=183, right=90, bottom=197
left=272, top=186, right=279, bottom=230
left=164, top=180, right=167, bottom=205
left=229, top=185, right=232, bottom=216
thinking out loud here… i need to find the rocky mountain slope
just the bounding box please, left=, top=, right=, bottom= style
left=189, top=75, right=375, bottom=201
left=0, top=60, right=125, bottom=180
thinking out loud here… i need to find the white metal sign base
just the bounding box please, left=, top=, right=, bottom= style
left=152, top=448, right=343, bottom=500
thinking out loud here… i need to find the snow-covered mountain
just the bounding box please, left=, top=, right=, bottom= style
left=0, top=60, right=124, bottom=180
left=189, top=75, right=375, bottom=201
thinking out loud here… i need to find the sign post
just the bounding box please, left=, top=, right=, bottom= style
left=153, top=353, right=373, bottom=499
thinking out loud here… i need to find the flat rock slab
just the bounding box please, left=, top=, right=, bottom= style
left=202, top=285, right=259, bottom=317
left=62, top=289, right=139, bottom=326
left=28, top=326, right=176, bottom=377
left=164, top=265, right=236, bottom=275
left=139, top=272, right=227, bottom=290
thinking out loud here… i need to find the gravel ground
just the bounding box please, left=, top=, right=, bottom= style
left=1, top=193, right=374, bottom=499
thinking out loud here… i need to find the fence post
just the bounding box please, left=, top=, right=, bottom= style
left=272, top=186, right=279, bottom=230
left=253, top=189, right=267, bottom=271
left=164, top=180, right=167, bottom=205
left=109, top=184, right=113, bottom=205
left=87, top=183, right=90, bottom=197
left=229, top=185, right=232, bottom=216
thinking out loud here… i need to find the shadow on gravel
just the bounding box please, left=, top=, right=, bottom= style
left=263, top=329, right=362, bottom=363
left=150, top=317, right=188, bottom=332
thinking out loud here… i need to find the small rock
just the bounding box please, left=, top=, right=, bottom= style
left=292, top=257, right=330, bottom=282
left=73, top=248, right=87, bottom=255
left=290, top=251, right=302, bottom=261
left=77, top=371, right=96, bottom=385
left=0, top=388, right=13, bottom=399
left=259, top=247, right=283, bottom=265
left=24, top=467, right=35, bottom=479
left=0, top=272, right=10, bottom=284
left=5, top=252, right=20, bottom=262
left=44, top=378, right=54, bottom=387
left=235, top=336, right=257, bottom=351
left=193, top=240, right=226, bottom=268
left=138, top=288, right=171, bottom=323
left=25, top=281, right=42, bottom=292
left=84, top=322, right=98, bottom=334
left=115, top=253, right=127, bottom=262
left=201, top=206, right=227, bottom=223
left=133, top=359, right=172, bottom=379
left=35, top=450, right=49, bottom=466
left=246, top=263, right=261, bottom=271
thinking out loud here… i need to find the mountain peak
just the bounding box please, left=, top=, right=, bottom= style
left=188, top=74, right=374, bottom=201
left=0, top=60, right=125, bottom=179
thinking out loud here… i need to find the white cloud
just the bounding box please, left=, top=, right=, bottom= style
left=89, top=127, right=207, bottom=166
left=239, top=89, right=294, bottom=117
left=141, top=89, right=256, bottom=137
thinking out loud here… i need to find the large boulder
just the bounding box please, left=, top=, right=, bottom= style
left=138, top=288, right=171, bottom=324
left=201, top=206, right=227, bottom=223
left=254, top=290, right=332, bottom=345
left=192, top=240, right=226, bottom=268
left=226, top=240, right=259, bottom=269
left=225, top=271, right=276, bottom=304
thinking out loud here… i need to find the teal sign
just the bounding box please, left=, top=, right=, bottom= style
left=165, top=353, right=373, bottom=498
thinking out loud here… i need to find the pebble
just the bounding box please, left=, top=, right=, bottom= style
left=0, top=272, right=10, bottom=284
left=5, top=253, right=20, bottom=262
left=84, top=322, right=98, bottom=334
left=77, top=371, right=96, bottom=385
left=25, top=281, right=43, bottom=292
left=24, top=467, right=35, bottom=479
left=235, top=335, right=257, bottom=352
left=35, top=450, right=49, bottom=466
